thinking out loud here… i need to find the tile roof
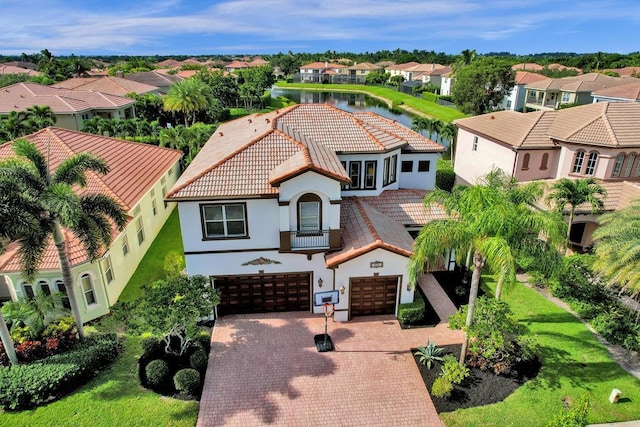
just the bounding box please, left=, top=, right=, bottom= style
left=429, top=66, right=452, bottom=76
left=385, top=62, right=421, bottom=71
left=403, top=63, right=445, bottom=73
left=348, top=63, right=381, bottom=71
left=514, top=71, right=547, bottom=85
left=526, top=73, right=638, bottom=92
left=156, top=59, right=183, bottom=68
left=360, top=189, right=448, bottom=226
left=300, top=62, right=344, bottom=70
left=0, top=65, right=42, bottom=76
left=600, top=67, right=640, bottom=77
left=456, top=102, right=640, bottom=149
left=52, top=76, right=159, bottom=96
left=592, top=80, right=640, bottom=101
left=325, top=197, right=415, bottom=267
left=539, top=179, right=640, bottom=214
left=125, top=71, right=183, bottom=89
left=168, top=104, right=444, bottom=200
left=0, top=128, right=181, bottom=271
left=0, top=82, right=134, bottom=114
left=455, top=110, right=557, bottom=149
left=512, top=63, right=544, bottom=71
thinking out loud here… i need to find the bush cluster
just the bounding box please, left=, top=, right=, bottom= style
left=174, top=368, right=201, bottom=396
left=0, top=334, right=122, bottom=410
left=549, top=255, right=640, bottom=351
left=145, top=359, right=170, bottom=387
left=431, top=376, right=453, bottom=398
left=398, top=291, right=425, bottom=325
left=435, top=160, right=455, bottom=192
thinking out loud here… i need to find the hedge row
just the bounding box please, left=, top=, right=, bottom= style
left=398, top=290, right=426, bottom=325
left=0, top=333, right=123, bottom=410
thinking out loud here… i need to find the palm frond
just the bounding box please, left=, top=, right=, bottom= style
left=52, top=152, right=109, bottom=186
left=11, top=139, right=49, bottom=182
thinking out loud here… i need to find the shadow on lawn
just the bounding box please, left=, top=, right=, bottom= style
left=204, top=315, right=338, bottom=425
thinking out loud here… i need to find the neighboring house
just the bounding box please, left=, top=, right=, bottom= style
left=0, top=127, right=182, bottom=323
left=0, top=82, right=136, bottom=130
left=124, top=71, right=183, bottom=94
left=166, top=104, right=447, bottom=321
left=299, top=62, right=348, bottom=83
left=512, top=63, right=544, bottom=72
left=385, top=62, right=421, bottom=78
left=592, top=81, right=640, bottom=103
left=454, top=102, right=640, bottom=249
left=3, top=61, right=38, bottom=70
left=348, top=63, right=382, bottom=84
left=0, top=65, right=42, bottom=77
left=156, top=59, right=183, bottom=68
left=52, top=76, right=160, bottom=96
left=224, top=58, right=270, bottom=73
left=524, top=73, right=638, bottom=111
left=499, top=71, right=547, bottom=112
left=424, top=66, right=453, bottom=95
left=600, top=67, right=640, bottom=78
left=400, top=63, right=444, bottom=82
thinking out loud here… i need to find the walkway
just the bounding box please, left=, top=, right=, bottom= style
left=198, top=312, right=464, bottom=426
left=419, top=273, right=459, bottom=322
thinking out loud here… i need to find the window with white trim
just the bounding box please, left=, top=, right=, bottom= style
left=572, top=150, right=585, bottom=174
left=383, top=155, right=397, bottom=186
left=81, top=274, right=96, bottom=306
left=349, top=162, right=361, bottom=189
left=623, top=153, right=636, bottom=177
left=364, top=161, right=376, bottom=189
left=38, top=280, right=51, bottom=296
left=298, top=194, right=322, bottom=233
left=472, top=136, right=478, bottom=151
left=561, top=92, right=571, bottom=103
left=152, top=199, right=158, bottom=216
left=102, top=255, right=114, bottom=284
left=612, top=153, right=625, bottom=177
left=55, top=280, right=71, bottom=309
left=584, top=152, right=598, bottom=176
left=201, top=203, right=247, bottom=239
left=121, top=234, right=129, bottom=257
left=162, top=185, right=168, bottom=208
left=136, top=217, right=145, bottom=245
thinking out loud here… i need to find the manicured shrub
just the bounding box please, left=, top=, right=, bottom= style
left=190, top=349, right=208, bottom=372
left=173, top=368, right=201, bottom=396
left=398, top=292, right=425, bottom=325
left=10, top=325, right=36, bottom=344
left=145, top=359, right=170, bottom=387
left=0, top=333, right=122, bottom=410
left=431, top=376, right=453, bottom=398
left=42, top=316, right=76, bottom=338
left=435, top=160, right=455, bottom=192
left=440, top=355, right=469, bottom=385
left=141, top=337, right=164, bottom=357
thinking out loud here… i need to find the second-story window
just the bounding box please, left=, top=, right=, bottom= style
left=364, top=161, right=376, bottom=189
left=201, top=204, right=247, bottom=239
left=349, top=162, right=361, bottom=189
left=401, top=161, right=413, bottom=172
left=102, top=255, right=114, bottom=284
left=584, top=152, right=598, bottom=176
left=472, top=136, right=478, bottom=151
left=540, top=153, right=549, bottom=170
left=136, top=217, right=145, bottom=245
left=612, top=153, right=625, bottom=177
left=383, top=155, right=397, bottom=186
left=522, top=153, right=530, bottom=170
left=623, top=153, right=636, bottom=177
left=572, top=151, right=585, bottom=174
left=298, top=193, right=322, bottom=233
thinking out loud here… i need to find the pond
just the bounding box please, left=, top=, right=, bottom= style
left=270, top=87, right=448, bottom=147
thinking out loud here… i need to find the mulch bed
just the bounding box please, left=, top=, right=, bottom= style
left=413, top=344, right=541, bottom=413
left=432, top=269, right=485, bottom=308
left=400, top=284, right=441, bottom=329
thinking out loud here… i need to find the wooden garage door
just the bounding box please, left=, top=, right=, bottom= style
left=350, top=276, right=399, bottom=317
left=214, top=273, right=311, bottom=316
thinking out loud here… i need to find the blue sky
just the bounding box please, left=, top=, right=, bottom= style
left=1, top=0, right=639, bottom=56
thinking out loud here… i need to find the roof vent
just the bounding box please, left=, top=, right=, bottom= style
left=218, top=132, right=223, bottom=137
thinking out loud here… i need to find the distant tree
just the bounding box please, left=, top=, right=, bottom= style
left=236, top=66, right=275, bottom=110
left=389, top=75, right=405, bottom=89
left=452, top=57, right=515, bottom=115
left=24, top=105, right=56, bottom=130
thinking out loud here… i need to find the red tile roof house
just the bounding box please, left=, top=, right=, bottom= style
left=298, top=62, right=348, bottom=83
left=52, top=76, right=161, bottom=96
left=453, top=102, right=640, bottom=250
left=166, top=104, right=448, bottom=321
left=0, top=82, right=136, bottom=131
left=0, top=128, right=182, bottom=323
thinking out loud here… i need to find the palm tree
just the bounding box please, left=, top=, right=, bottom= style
left=24, top=105, right=56, bottom=131
left=546, top=178, right=606, bottom=248
left=0, top=311, right=18, bottom=365
left=592, top=199, right=640, bottom=300
left=163, top=79, right=211, bottom=126
left=0, top=139, right=127, bottom=338
left=439, top=122, right=457, bottom=162
left=409, top=170, right=564, bottom=365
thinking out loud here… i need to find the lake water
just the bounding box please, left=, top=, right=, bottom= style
left=270, top=87, right=448, bottom=147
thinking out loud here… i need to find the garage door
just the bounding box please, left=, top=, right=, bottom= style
left=214, top=272, right=311, bottom=316
left=350, top=276, right=399, bottom=317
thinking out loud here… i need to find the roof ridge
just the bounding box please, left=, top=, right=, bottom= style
left=516, top=111, right=546, bottom=147
left=354, top=198, right=381, bottom=243
left=601, top=103, right=620, bottom=146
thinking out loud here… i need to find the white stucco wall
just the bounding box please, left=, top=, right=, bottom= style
left=454, top=129, right=517, bottom=184
left=398, top=153, right=440, bottom=189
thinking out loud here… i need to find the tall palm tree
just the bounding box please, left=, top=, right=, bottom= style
left=409, top=170, right=564, bottom=365
left=163, top=79, right=211, bottom=126
left=0, top=139, right=127, bottom=338
left=545, top=178, right=606, bottom=247
left=439, top=122, right=458, bottom=163
left=592, top=199, right=640, bottom=300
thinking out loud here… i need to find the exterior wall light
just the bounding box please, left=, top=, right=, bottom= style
left=339, top=285, right=346, bottom=295
left=318, top=277, right=323, bottom=288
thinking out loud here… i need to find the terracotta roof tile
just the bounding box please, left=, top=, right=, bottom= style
left=514, top=71, right=547, bottom=85
left=52, top=76, right=158, bottom=96
left=592, top=80, right=640, bottom=101
left=361, top=189, right=447, bottom=225
left=0, top=128, right=180, bottom=271
left=0, top=65, right=42, bottom=76
left=512, top=63, right=544, bottom=71
left=526, top=73, right=637, bottom=92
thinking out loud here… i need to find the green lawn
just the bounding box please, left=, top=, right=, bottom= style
left=119, top=208, right=183, bottom=302
left=441, top=278, right=640, bottom=426
left=274, top=82, right=467, bottom=122
left=0, top=336, right=198, bottom=427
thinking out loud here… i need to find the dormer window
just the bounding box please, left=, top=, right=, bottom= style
left=298, top=193, right=322, bottom=233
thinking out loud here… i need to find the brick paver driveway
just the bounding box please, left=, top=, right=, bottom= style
left=198, top=312, right=464, bottom=426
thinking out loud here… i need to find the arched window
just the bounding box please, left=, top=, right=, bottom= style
left=635, top=157, right=640, bottom=177
left=22, top=283, right=35, bottom=299
left=623, top=153, right=636, bottom=177
left=297, top=193, right=322, bottom=233
left=584, top=152, right=598, bottom=176
left=80, top=274, right=96, bottom=306
left=521, top=153, right=530, bottom=170
left=572, top=150, right=585, bottom=174
left=612, top=153, right=625, bottom=177
left=540, top=153, right=549, bottom=170
left=38, top=279, right=51, bottom=296
left=55, top=280, right=71, bottom=309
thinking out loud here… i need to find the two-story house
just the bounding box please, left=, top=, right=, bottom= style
left=0, top=127, right=182, bottom=323
left=499, top=71, right=547, bottom=112
left=348, top=63, right=382, bottom=84
left=299, top=62, right=348, bottom=83
left=166, top=104, right=446, bottom=321
left=453, top=102, right=640, bottom=249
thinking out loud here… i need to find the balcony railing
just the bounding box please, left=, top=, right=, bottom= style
left=290, top=230, right=330, bottom=249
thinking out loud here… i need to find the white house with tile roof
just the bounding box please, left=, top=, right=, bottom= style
left=166, top=104, right=447, bottom=321
left=0, top=128, right=182, bottom=324
left=52, top=76, right=160, bottom=96
left=454, top=102, right=640, bottom=249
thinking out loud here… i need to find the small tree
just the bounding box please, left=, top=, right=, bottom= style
left=137, top=275, right=220, bottom=356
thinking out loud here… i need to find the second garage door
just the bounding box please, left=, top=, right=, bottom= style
left=350, top=276, right=399, bottom=318
left=214, top=272, right=311, bottom=316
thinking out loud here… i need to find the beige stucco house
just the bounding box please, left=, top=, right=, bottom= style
left=0, top=127, right=182, bottom=323
left=454, top=102, right=640, bottom=249
left=0, top=82, right=136, bottom=131
left=52, top=76, right=160, bottom=96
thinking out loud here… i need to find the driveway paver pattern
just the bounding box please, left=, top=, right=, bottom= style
left=198, top=312, right=464, bottom=426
